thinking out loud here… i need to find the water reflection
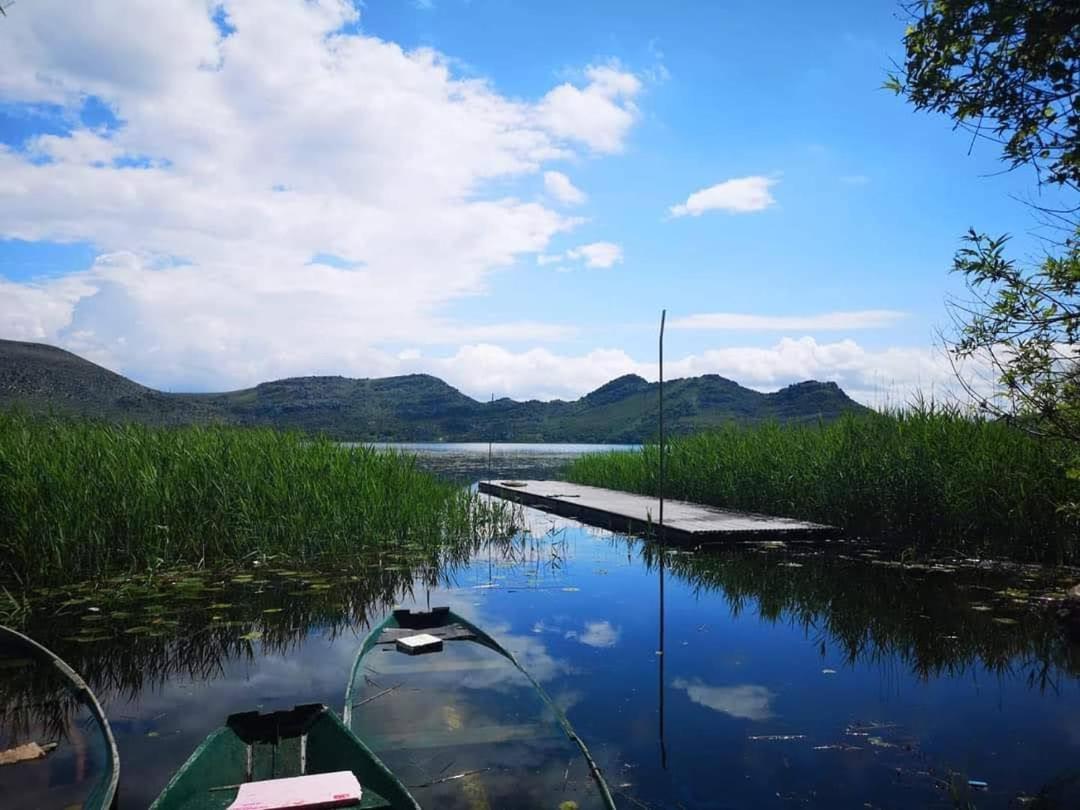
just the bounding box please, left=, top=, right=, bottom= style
left=671, top=680, right=775, bottom=721
left=644, top=542, right=1080, bottom=685
left=2, top=518, right=1079, bottom=808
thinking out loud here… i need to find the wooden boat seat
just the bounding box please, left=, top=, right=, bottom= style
left=374, top=623, right=476, bottom=645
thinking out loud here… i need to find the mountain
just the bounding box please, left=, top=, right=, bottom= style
left=0, top=339, right=868, bottom=442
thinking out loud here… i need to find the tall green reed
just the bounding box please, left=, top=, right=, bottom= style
left=566, top=406, right=1079, bottom=561
left=0, top=412, right=517, bottom=583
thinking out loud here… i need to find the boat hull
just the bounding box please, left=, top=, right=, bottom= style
left=150, top=704, right=419, bottom=810
left=344, top=607, right=616, bottom=810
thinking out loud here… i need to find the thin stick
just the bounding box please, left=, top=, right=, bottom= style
left=352, top=683, right=401, bottom=708
left=409, top=767, right=489, bottom=789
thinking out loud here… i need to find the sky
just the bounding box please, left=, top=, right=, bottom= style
left=0, top=0, right=1061, bottom=404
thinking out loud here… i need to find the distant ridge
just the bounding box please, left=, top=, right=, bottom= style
left=0, top=339, right=868, bottom=442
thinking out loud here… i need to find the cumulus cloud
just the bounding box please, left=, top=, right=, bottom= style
left=671, top=310, right=907, bottom=331
left=0, top=0, right=642, bottom=389
left=410, top=337, right=963, bottom=405
left=537, top=241, right=622, bottom=271
left=536, top=64, right=641, bottom=154
left=566, top=241, right=623, bottom=268
left=543, top=171, right=587, bottom=205
left=669, top=176, right=777, bottom=217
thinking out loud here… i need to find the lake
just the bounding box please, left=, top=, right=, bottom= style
left=4, top=443, right=1080, bottom=809
left=369, top=441, right=638, bottom=484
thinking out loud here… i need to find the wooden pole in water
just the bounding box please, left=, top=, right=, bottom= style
left=487, top=393, right=494, bottom=483
left=657, top=308, right=667, bottom=770
left=659, top=309, right=665, bottom=538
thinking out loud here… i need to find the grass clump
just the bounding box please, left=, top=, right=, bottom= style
left=565, top=406, right=1079, bottom=560
left=0, top=412, right=516, bottom=583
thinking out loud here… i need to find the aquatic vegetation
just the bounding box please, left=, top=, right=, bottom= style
left=641, top=541, right=1080, bottom=685
left=0, top=413, right=519, bottom=583
left=567, top=406, right=1080, bottom=560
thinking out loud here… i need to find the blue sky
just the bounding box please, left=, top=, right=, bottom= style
left=0, top=0, right=1056, bottom=402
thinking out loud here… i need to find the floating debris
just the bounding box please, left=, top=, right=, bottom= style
left=748, top=734, right=806, bottom=742
left=0, top=741, right=57, bottom=766
left=868, top=736, right=898, bottom=748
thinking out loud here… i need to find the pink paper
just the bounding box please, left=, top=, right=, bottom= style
left=227, top=771, right=362, bottom=810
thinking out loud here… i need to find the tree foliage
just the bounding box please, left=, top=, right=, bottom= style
left=890, top=0, right=1080, bottom=442
left=950, top=229, right=1080, bottom=439
left=888, top=0, right=1080, bottom=189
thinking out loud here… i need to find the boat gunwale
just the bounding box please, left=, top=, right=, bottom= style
left=0, top=624, right=120, bottom=810
left=343, top=607, right=617, bottom=810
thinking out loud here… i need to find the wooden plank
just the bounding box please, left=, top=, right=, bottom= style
left=478, top=479, right=836, bottom=543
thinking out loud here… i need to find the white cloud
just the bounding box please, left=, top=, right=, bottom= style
left=536, top=64, right=641, bottom=154
left=671, top=310, right=907, bottom=331
left=669, top=176, right=777, bottom=217
left=418, top=344, right=643, bottom=401
left=840, top=174, right=870, bottom=186
left=671, top=679, right=774, bottom=721
left=537, top=241, right=623, bottom=271
left=566, top=241, right=623, bottom=269
left=412, top=337, right=963, bottom=405
left=543, top=170, right=587, bottom=205
left=0, top=0, right=643, bottom=389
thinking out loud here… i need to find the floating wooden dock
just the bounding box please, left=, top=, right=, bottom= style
left=478, top=479, right=836, bottom=543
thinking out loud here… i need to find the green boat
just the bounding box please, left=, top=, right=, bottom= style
left=149, top=703, right=420, bottom=810
left=344, top=606, right=617, bottom=810
left=0, top=625, right=119, bottom=810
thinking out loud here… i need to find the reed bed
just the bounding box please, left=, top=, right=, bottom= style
left=0, top=413, right=517, bottom=583
left=566, top=406, right=1079, bottom=560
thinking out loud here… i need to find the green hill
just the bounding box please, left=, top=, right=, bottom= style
left=0, top=339, right=868, bottom=441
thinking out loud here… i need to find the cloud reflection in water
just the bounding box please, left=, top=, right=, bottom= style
left=671, top=678, right=775, bottom=721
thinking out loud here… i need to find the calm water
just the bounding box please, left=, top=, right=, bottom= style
left=6, top=445, right=1080, bottom=809
left=371, top=441, right=637, bottom=484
